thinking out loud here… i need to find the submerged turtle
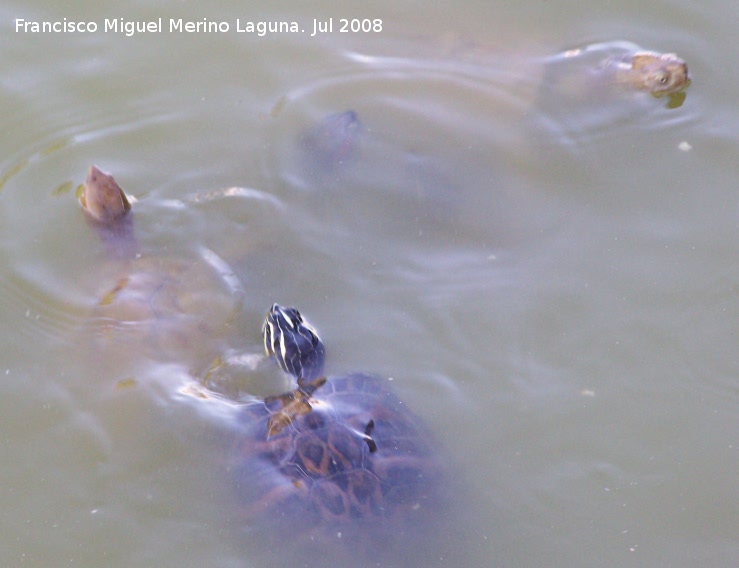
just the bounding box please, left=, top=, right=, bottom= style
left=300, top=110, right=361, bottom=171
left=508, top=42, right=690, bottom=114
left=294, top=110, right=362, bottom=187
left=420, top=36, right=691, bottom=108
left=535, top=42, right=690, bottom=109
left=231, top=304, right=450, bottom=565
left=78, top=165, right=240, bottom=382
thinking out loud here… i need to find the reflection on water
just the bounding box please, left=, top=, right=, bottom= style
left=1, top=0, right=738, bottom=566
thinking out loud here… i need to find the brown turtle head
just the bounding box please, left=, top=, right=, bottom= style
left=80, top=165, right=131, bottom=224
left=631, top=52, right=689, bottom=96
left=79, top=165, right=136, bottom=257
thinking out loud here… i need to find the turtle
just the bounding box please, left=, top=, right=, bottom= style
left=295, top=109, right=465, bottom=221
left=532, top=42, right=690, bottom=110
left=230, top=304, right=451, bottom=566
left=294, top=110, right=362, bottom=187
left=299, top=110, right=361, bottom=173
left=78, top=165, right=241, bottom=384
left=405, top=35, right=690, bottom=109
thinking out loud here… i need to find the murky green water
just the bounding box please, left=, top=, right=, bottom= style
left=1, top=1, right=737, bottom=566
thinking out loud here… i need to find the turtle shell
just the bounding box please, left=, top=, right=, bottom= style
left=231, top=372, right=448, bottom=563
left=89, top=253, right=239, bottom=368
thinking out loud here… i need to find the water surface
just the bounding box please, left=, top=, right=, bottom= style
left=1, top=0, right=737, bottom=566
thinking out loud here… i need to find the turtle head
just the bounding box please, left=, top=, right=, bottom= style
left=80, top=165, right=131, bottom=224
left=79, top=165, right=136, bottom=258
left=263, top=304, right=326, bottom=381
left=631, top=52, right=689, bottom=96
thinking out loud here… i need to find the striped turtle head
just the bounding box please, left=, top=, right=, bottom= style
left=263, top=304, right=325, bottom=380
